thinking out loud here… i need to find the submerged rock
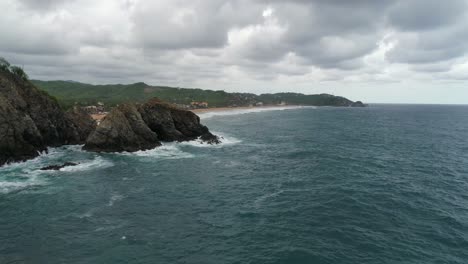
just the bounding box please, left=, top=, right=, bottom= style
left=40, top=162, right=78, bottom=171
left=83, top=98, right=220, bottom=153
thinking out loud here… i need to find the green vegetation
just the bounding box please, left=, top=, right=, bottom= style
left=0, top=57, right=29, bottom=80
left=0, top=57, right=10, bottom=72
left=32, top=80, right=356, bottom=109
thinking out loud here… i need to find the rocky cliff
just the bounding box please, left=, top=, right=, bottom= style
left=0, top=70, right=95, bottom=166
left=83, top=98, right=219, bottom=152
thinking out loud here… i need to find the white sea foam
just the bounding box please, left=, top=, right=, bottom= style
left=0, top=146, right=114, bottom=193
left=108, top=193, right=125, bottom=206
left=179, top=132, right=242, bottom=148
left=253, top=189, right=285, bottom=208
left=59, top=156, right=114, bottom=172
left=0, top=151, right=53, bottom=194
left=0, top=176, right=45, bottom=194
left=197, top=106, right=312, bottom=119
left=122, top=144, right=195, bottom=159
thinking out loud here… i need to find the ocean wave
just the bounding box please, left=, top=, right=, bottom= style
left=197, top=106, right=313, bottom=119
left=0, top=175, right=45, bottom=194
left=121, top=144, right=195, bottom=159
left=0, top=151, right=54, bottom=194
left=179, top=132, right=242, bottom=148
left=108, top=193, right=125, bottom=206
left=0, top=147, right=113, bottom=194
left=59, top=156, right=114, bottom=172
left=253, top=189, right=285, bottom=208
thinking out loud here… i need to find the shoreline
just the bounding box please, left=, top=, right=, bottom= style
left=90, top=105, right=303, bottom=122
left=191, top=105, right=300, bottom=114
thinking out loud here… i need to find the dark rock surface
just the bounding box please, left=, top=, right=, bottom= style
left=65, top=107, right=97, bottom=144
left=83, top=103, right=161, bottom=152
left=351, top=101, right=366, bottom=107
left=40, top=162, right=78, bottom=171
left=83, top=98, right=220, bottom=153
left=0, top=71, right=94, bottom=166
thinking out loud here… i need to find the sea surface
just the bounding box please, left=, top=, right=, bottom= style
left=1, top=105, right=468, bottom=264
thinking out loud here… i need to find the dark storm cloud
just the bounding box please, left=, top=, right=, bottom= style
left=131, top=0, right=264, bottom=49
left=388, top=0, right=467, bottom=31
left=1, top=0, right=468, bottom=87
left=18, top=0, right=75, bottom=11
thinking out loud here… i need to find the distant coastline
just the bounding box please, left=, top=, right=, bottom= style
left=90, top=105, right=304, bottom=122
left=191, top=105, right=300, bottom=114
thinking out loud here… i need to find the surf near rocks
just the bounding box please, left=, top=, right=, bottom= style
left=83, top=98, right=220, bottom=153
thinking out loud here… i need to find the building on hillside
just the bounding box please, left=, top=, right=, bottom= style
left=83, top=102, right=106, bottom=115
left=190, top=101, right=209, bottom=108
left=83, top=105, right=98, bottom=114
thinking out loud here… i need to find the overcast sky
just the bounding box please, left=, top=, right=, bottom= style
left=2, top=0, right=468, bottom=103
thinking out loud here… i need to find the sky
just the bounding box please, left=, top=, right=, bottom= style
left=1, top=0, right=468, bottom=104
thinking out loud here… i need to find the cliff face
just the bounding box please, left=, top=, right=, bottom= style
left=0, top=71, right=95, bottom=166
left=65, top=107, right=97, bottom=144
left=83, top=98, right=219, bottom=152
left=83, top=103, right=160, bottom=152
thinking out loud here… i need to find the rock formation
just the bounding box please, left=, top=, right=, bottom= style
left=83, top=103, right=161, bottom=152
left=0, top=70, right=95, bottom=166
left=83, top=98, right=220, bottom=152
left=65, top=107, right=97, bottom=144
left=40, top=162, right=79, bottom=171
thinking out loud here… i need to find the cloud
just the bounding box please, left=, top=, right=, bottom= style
left=131, top=0, right=263, bottom=49
left=387, top=0, right=467, bottom=31
left=17, top=0, right=76, bottom=11
left=1, top=0, right=468, bottom=103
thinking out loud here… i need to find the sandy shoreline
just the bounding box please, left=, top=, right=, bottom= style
left=90, top=105, right=302, bottom=121
left=191, top=105, right=297, bottom=114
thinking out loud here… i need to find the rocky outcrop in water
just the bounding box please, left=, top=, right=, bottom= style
left=40, top=162, right=79, bottom=171
left=0, top=70, right=95, bottom=166
left=83, top=103, right=161, bottom=152
left=83, top=98, right=220, bottom=153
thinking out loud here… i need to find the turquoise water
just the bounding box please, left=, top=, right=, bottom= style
left=1, top=105, right=468, bottom=263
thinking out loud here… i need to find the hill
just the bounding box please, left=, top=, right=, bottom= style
left=31, top=80, right=363, bottom=109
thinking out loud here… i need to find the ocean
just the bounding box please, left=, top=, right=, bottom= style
left=1, top=105, right=468, bottom=263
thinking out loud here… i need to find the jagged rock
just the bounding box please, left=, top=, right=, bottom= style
left=0, top=70, right=95, bottom=166
left=65, top=107, right=97, bottom=144
left=40, top=162, right=78, bottom=171
left=83, top=103, right=161, bottom=152
left=138, top=99, right=183, bottom=141
left=138, top=98, right=219, bottom=142
left=0, top=95, right=45, bottom=165
left=83, top=98, right=220, bottom=153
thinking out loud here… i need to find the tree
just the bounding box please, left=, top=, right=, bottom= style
left=10, top=66, right=29, bottom=80
left=0, top=57, right=10, bottom=72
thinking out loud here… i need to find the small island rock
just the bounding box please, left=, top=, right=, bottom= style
left=40, top=162, right=79, bottom=171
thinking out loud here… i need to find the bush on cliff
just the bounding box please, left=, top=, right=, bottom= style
left=0, top=58, right=29, bottom=80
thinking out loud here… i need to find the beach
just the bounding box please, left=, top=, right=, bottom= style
left=191, top=105, right=295, bottom=114
left=91, top=105, right=302, bottom=122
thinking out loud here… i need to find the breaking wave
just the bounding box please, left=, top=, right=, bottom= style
left=179, top=132, right=242, bottom=148
left=59, top=156, right=114, bottom=172
left=120, top=144, right=195, bottom=159
left=0, top=146, right=113, bottom=194
left=197, top=106, right=313, bottom=119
